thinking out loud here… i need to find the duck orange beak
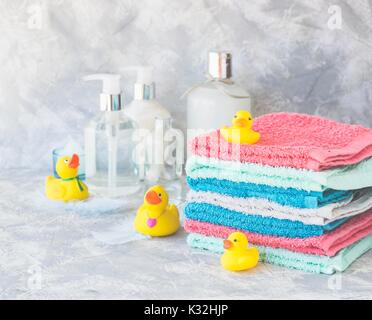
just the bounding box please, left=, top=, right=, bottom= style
left=234, top=118, right=248, bottom=128
left=145, top=190, right=161, bottom=205
left=223, top=239, right=233, bottom=249
left=68, top=154, right=80, bottom=169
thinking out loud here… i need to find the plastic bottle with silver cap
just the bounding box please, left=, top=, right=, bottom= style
left=123, top=66, right=184, bottom=184
left=83, top=73, right=141, bottom=198
left=124, top=66, right=171, bottom=131
left=186, top=51, right=251, bottom=145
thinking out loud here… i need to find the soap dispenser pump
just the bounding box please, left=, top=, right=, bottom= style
left=124, top=66, right=171, bottom=131
left=83, top=73, right=140, bottom=198
left=186, top=51, right=251, bottom=143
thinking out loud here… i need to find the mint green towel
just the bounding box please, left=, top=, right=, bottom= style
left=187, top=233, right=372, bottom=274
left=186, top=156, right=372, bottom=192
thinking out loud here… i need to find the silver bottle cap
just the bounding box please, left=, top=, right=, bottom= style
left=134, top=82, right=156, bottom=100
left=208, top=51, right=232, bottom=80
left=99, top=94, right=122, bottom=111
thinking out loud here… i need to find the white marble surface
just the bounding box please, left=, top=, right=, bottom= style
left=1, top=170, right=371, bottom=300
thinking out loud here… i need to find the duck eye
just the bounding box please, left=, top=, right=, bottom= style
left=249, top=118, right=252, bottom=120
left=64, top=159, right=68, bottom=163
left=158, top=193, right=161, bottom=197
left=233, top=239, right=237, bottom=242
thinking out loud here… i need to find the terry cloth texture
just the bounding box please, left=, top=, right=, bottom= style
left=184, top=202, right=349, bottom=238
left=186, top=155, right=372, bottom=192
left=187, top=177, right=352, bottom=209
left=187, top=189, right=372, bottom=226
left=190, top=112, right=372, bottom=171
left=187, top=233, right=372, bottom=274
left=183, top=209, right=372, bottom=256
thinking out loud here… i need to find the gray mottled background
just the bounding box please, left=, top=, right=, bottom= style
left=1, top=0, right=372, bottom=170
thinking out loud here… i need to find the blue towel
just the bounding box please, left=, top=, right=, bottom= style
left=184, top=202, right=349, bottom=238
left=186, top=177, right=352, bottom=209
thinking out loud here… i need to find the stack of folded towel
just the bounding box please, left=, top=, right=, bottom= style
left=184, top=112, right=372, bottom=274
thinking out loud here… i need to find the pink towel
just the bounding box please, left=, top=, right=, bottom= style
left=184, top=209, right=372, bottom=257
left=190, top=112, right=372, bottom=171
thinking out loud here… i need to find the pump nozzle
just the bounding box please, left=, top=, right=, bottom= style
left=122, top=66, right=155, bottom=100
left=83, top=73, right=121, bottom=94
left=83, top=73, right=122, bottom=111
left=136, top=66, right=153, bottom=84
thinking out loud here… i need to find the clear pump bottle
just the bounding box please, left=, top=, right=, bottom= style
left=83, top=74, right=140, bottom=198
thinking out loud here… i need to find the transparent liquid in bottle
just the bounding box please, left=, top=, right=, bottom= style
left=85, top=110, right=141, bottom=198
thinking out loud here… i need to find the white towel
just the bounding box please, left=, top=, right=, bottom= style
left=186, top=188, right=372, bottom=226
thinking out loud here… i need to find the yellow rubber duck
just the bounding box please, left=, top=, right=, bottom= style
left=220, top=110, right=261, bottom=144
left=45, top=154, right=89, bottom=202
left=221, top=232, right=260, bottom=271
left=134, top=185, right=180, bottom=237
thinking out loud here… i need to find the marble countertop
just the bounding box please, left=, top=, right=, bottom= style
left=1, top=170, right=371, bottom=300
